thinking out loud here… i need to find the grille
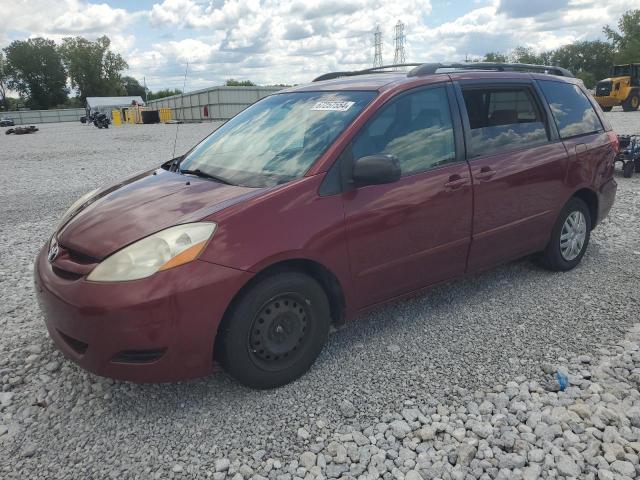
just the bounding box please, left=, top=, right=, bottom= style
left=595, top=81, right=612, bottom=97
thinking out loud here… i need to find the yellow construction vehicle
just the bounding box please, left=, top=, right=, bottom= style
left=595, top=64, right=640, bottom=112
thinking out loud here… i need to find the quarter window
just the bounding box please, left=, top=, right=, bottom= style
left=461, top=86, right=549, bottom=157
left=538, top=80, right=603, bottom=139
left=351, top=87, right=456, bottom=176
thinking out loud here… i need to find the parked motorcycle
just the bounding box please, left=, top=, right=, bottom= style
left=92, top=112, right=110, bottom=129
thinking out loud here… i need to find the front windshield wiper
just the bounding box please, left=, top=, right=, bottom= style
left=179, top=169, right=233, bottom=185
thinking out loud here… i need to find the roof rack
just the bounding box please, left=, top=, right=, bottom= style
left=312, top=62, right=574, bottom=83
left=312, top=64, right=423, bottom=82
left=407, top=62, right=574, bottom=78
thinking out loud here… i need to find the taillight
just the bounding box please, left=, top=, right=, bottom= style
left=607, top=131, right=620, bottom=153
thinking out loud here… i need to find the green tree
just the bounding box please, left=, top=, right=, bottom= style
left=121, top=76, right=146, bottom=97
left=147, top=88, right=182, bottom=100
left=604, top=9, right=640, bottom=64
left=59, top=35, right=128, bottom=101
left=3, top=38, right=68, bottom=109
left=550, top=40, right=614, bottom=87
left=483, top=52, right=508, bottom=63
left=225, top=79, right=256, bottom=86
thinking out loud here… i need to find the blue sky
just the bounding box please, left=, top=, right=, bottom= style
left=0, top=0, right=632, bottom=92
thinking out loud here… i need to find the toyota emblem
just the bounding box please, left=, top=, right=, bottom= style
left=48, top=241, right=59, bottom=263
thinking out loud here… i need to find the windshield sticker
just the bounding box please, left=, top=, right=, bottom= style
left=310, top=101, right=355, bottom=112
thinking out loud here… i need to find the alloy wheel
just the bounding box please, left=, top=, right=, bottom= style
left=560, top=211, right=587, bottom=261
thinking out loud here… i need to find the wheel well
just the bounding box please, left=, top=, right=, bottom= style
left=220, top=259, right=346, bottom=330
left=573, top=188, right=598, bottom=229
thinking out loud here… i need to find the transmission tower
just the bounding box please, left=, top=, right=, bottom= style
left=393, top=20, right=406, bottom=68
left=373, top=25, right=383, bottom=68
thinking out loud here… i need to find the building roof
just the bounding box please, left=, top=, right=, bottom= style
left=86, top=96, right=145, bottom=108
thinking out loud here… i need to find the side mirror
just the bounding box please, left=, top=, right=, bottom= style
left=352, top=155, right=401, bottom=187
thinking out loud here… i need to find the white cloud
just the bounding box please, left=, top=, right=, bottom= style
left=0, top=0, right=132, bottom=34
left=0, top=0, right=634, bottom=91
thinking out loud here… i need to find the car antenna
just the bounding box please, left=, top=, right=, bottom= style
left=172, top=61, right=189, bottom=160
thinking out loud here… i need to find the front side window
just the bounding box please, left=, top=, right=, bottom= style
left=180, top=91, right=375, bottom=187
left=351, top=86, right=456, bottom=176
left=462, top=86, right=549, bottom=158
left=538, top=81, right=602, bottom=139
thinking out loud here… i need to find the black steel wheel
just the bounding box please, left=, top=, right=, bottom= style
left=623, top=160, right=634, bottom=178
left=217, top=271, right=330, bottom=389
left=248, top=293, right=311, bottom=371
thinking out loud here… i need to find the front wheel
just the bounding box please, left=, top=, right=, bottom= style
left=217, top=271, right=330, bottom=389
left=601, top=106, right=613, bottom=112
left=537, top=197, right=591, bottom=271
left=623, top=161, right=634, bottom=178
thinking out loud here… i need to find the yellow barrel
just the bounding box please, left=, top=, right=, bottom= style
left=159, top=108, right=173, bottom=122
left=111, top=110, right=122, bottom=126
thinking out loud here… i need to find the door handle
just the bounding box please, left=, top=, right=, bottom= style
left=444, top=174, right=467, bottom=191
left=575, top=144, right=587, bottom=154
left=475, top=166, right=496, bottom=181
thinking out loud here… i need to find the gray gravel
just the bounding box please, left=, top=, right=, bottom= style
left=0, top=111, right=639, bottom=479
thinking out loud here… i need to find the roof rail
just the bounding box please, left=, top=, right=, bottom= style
left=312, top=64, right=423, bottom=82
left=407, top=62, right=574, bottom=78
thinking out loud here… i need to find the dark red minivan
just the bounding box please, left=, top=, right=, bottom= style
left=34, top=63, right=618, bottom=388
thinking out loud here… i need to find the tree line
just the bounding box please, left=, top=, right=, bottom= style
left=0, top=35, right=186, bottom=111
left=0, top=10, right=638, bottom=111
left=479, top=10, right=639, bottom=88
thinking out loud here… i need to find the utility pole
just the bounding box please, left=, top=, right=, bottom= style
left=143, top=76, right=148, bottom=103
left=373, top=26, right=383, bottom=68
left=393, top=21, right=406, bottom=69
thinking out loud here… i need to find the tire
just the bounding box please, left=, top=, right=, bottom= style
left=635, top=159, right=640, bottom=173
left=623, top=161, right=634, bottom=178
left=622, top=92, right=640, bottom=112
left=217, top=271, right=330, bottom=389
left=601, top=106, right=613, bottom=112
left=538, top=197, right=591, bottom=272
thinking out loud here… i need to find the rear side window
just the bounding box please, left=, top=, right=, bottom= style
left=351, top=86, right=456, bottom=176
left=461, top=86, right=549, bottom=157
left=538, top=81, right=602, bottom=139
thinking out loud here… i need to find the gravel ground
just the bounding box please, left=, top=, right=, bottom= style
left=0, top=110, right=639, bottom=479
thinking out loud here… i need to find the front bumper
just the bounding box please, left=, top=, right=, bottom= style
left=34, top=245, right=252, bottom=382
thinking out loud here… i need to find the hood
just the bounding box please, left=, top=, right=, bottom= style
left=57, top=168, right=261, bottom=259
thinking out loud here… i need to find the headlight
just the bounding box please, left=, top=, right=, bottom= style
left=56, top=188, right=99, bottom=232
left=87, top=222, right=217, bottom=282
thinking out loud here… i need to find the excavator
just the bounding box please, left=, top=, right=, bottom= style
left=594, top=64, right=640, bottom=112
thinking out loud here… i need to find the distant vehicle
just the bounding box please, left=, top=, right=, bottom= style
left=80, top=111, right=110, bottom=128
left=595, top=64, right=640, bottom=111
left=0, top=117, right=15, bottom=127
left=35, top=62, right=617, bottom=388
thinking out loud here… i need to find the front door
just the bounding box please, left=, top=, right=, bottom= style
left=341, top=84, right=473, bottom=308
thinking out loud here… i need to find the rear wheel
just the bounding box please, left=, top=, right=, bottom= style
left=635, top=159, right=640, bottom=173
left=623, top=161, right=634, bottom=178
left=622, top=92, right=640, bottom=112
left=538, top=197, right=591, bottom=271
left=217, top=271, right=330, bottom=389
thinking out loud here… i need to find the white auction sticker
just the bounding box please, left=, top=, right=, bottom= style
left=310, top=101, right=355, bottom=112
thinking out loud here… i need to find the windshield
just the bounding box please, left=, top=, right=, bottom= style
left=179, top=91, right=376, bottom=187
left=611, top=65, right=630, bottom=77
